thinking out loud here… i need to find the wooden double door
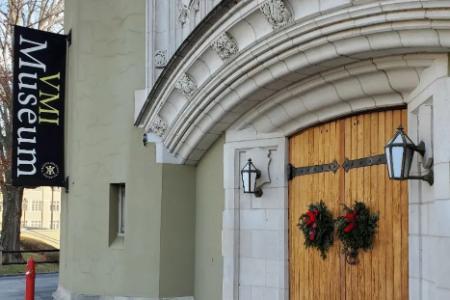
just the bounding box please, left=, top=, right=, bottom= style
left=289, top=109, right=408, bottom=300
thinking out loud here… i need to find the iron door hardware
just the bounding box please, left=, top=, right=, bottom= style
left=288, top=160, right=340, bottom=180
left=288, top=154, right=387, bottom=180
left=342, top=154, right=386, bottom=172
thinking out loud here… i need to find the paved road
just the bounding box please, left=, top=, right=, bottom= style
left=0, top=273, right=58, bottom=300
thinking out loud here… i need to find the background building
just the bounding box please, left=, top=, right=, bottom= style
left=0, top=187, right=61, bottom=230
left=0, top=187, right=61, bottom=248
left=56, top=1, right=450, bottom=300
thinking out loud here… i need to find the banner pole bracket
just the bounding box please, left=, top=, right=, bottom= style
left=64, top=176, right=70, bottom=193
left=66, top=30, right=72, bottom=47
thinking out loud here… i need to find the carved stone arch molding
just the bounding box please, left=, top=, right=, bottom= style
left=136, top=0, right=450, bottom=165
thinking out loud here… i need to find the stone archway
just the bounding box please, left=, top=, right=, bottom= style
left=136, top=2, right=450, bottom=299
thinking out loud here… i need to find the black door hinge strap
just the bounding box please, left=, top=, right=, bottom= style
left=342, top=154, right=386, bottom=172
left=288, top=160, right=340, bottom=180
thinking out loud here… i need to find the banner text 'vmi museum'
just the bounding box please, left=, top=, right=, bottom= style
left=12, top=26, right=66, bottom=187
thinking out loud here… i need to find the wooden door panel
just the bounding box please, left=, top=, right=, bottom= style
left=289, top=109, right=408, bottom=300
left=289, top=120, right=345, bottom=300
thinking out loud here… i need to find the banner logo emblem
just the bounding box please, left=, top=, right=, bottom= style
left=41, top=162, right=59, bottom=179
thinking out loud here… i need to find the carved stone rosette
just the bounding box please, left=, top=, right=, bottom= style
left=154, top=49, right=168, bottom=68
left=175, top=73, right=197, bottom=98
left=211, top=32, right=239, bottom=60
left=260, top=0, right=293, bottom=29
left=149, top=115, right=167, bottom=138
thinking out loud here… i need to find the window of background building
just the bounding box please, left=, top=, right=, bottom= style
left=32, top=200, right=42, bottom=211
left=52, top=221, right=60, bottom=229
left=51, top=203, right=60, bottom=211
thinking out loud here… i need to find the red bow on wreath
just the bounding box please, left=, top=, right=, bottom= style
left=303, top=209, right=319, bottom=240
left=304, top=209, right=318, bottom=225
left=344, top=212, right=357, bottom=233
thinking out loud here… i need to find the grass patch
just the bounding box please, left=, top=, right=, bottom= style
left=0, top=236, right=59, bottom=275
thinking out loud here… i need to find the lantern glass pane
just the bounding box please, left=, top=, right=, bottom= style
left=385, top=147, right=393, bottom=178
left=250, top=171, right=257, bottom=193
left=392, top=145, right=404, bottom=178
left=403, top=147, right=414, bottom=177
left=393, top=133, right=403, bottom=144
left=242, top=171, right=250, bottom=193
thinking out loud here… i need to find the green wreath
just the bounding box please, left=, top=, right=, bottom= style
left=297, top=201, right=334, bottom=259
left=336, top=201, right=379, bottom=264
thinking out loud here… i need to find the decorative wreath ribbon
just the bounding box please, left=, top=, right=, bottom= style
left=304, top=209, right=319, bottom=240
left=298, top=201, right=334, bottom=259
left=343, top=212, right=357, bottom=233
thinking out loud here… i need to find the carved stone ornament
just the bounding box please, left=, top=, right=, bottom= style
left=178, top=2, right=189, bottom=26
left=175, top=73, right=197, bottom=98
left=154, top=49, right=168, bottom=68
left=189, top=0, right=200, bottom=12
left=260, top=0, right=293, bottom=29
left=149, top=115, right=167, bottom=138
left=211, top=32, right=239, bottom=60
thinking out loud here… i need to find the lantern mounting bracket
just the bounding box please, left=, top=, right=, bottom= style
left=414, top=141, right=426, bottom=156
left=253, top=169, right=263, bottom=198
left=253, top=150, right=273, bottom=198
left=407, top=156, right=434, bottom=185
left=407, top=171, right=434, bottom=185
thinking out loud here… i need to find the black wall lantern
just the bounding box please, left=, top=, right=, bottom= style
left=384, top=126, right=433, bottom=185
left=241, top=159, right=263, bottom=197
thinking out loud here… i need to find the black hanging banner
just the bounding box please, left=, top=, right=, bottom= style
left=12, top=26, right=67, bottom=187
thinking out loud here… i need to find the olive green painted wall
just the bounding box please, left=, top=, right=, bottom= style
left=61, top=0, right=163, bottom=297
left=160, top=164, right=196, bottom=298
left=194, top=136, right=225, bottom=300
left=62, top=1, right=223, bottom=298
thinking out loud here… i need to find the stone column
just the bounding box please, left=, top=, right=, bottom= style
left=222, top=137, right=289, bottom=300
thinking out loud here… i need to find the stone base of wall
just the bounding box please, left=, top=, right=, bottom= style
left=53, top=285, right=194, bottom=300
